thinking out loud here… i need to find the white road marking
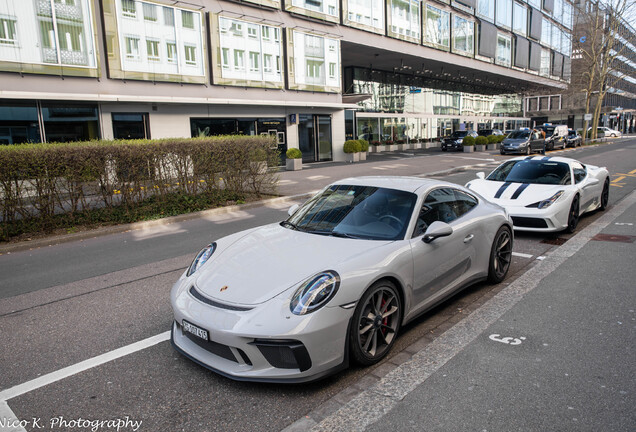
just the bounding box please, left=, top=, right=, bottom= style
left=615, top=222, right=633, bottom=226
left=0, top=331, right=170, bottom=401
left=536, top=256, right=546, bottom=261
left=371, top=167, right=388, bottom=170
left=449, top=156, right=496, bottom=162
left=489, top=334, right=526, bottom=345
left=512, top=252, right=534, bottom=259
left=132, top=224, right=187, bottom=241
left=278, top=180, right=298, bottom=185
left=202, top=210, right=254, bottom=224
left=0, top=401, right=27, bottom=432
left=307, top=175, right=329, bottom=181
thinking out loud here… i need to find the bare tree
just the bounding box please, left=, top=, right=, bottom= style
left=573, top=0, right=635, bottom=141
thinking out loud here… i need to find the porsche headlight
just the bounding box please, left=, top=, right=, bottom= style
left=187, top=243, right=216, bottom=277
left=290, top=271, right=340, bottom=315
left=537, top=191, right=564, bottom=209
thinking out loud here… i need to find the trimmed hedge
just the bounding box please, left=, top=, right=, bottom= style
left=0, top=136, right=278, bottom=241
left=487, top=134, right=498, bottom=144
left=358, top=139, right=369, bottom=152
left=343, top=140, right=362, bottom=153
left=475, top=136, right=488, bottom=146
left=286, top=148, right=302, bottom=159
left=462, top=136, right=475, bottom=146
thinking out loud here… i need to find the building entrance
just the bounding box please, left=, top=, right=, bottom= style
left=298, top=114, right=332, bottom=162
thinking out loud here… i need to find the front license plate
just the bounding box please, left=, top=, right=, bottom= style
left=182, top=320, right=208, bottom=341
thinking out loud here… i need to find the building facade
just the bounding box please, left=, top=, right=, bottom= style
left=0, top=0, right=570, bottom=162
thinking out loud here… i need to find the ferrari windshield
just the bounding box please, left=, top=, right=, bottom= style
left=284, top=185, right=417, bottom=240
left=487, top=160, right=572, bottom=185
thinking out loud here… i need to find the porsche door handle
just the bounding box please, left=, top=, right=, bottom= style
left=463, top=234, right=474, bottom=243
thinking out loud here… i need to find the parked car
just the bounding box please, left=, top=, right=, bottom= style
left=565, top=129, right=582, bottom=147
left=500, top=129, right=545, bottom=155
left=171, top=177, right=513, bottom=382
left=441, top=130, right=478, bottom=151
left=477, top=129, right=504, bottom=136
left=466, top=156, right=610, bottom=233
left=536, top=124, right=568, bottom=151
left=588, top=127, right=621, bottom=138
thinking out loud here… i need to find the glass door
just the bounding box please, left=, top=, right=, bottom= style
left=298, top=114, right=332, bottom=162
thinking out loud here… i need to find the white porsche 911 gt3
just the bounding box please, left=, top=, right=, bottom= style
left=466, top=156, right=610, bottom=233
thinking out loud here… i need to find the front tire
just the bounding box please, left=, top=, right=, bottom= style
left=565, top=195, right=580, bottom=233
left=488, top=226, right=513, bottom=284
left=349, top=280, right=402, bottom=366
left=599, top=178, right=609, bottom=211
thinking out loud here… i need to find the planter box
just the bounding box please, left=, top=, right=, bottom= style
left=397, top=144, right=408, bottom=151
left=370, top=145, right=382, bottom=153
left=463, top=146, right=474, bottom=153
left=359, top=152, right=367, bottom=161
left=487, top=143, right=498, bottom=150
left=286, top=158, right=302, bottom=171
left=475, top=144, right=486, bottom=152
left=345, top=152, right=360, bottom=163
left=411, top=142, right=422, bottom=150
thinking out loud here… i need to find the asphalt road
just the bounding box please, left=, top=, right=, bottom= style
left=0, top=138, right=634, bottom=432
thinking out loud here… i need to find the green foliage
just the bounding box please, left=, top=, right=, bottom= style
left=462, top=136, right=475, bottom=146
left=286, top=148, right=302, bottom=159
left=0, top=136, right=279, bottom=241
left=487, top=134, right=498, bottom=144
left=475, top=136, right=488, bottom=146
left=497, top=135, right=505, bottom=143
left=358, top=139, right=369, bottom=152
left=343, top=140, right=362, bottom=153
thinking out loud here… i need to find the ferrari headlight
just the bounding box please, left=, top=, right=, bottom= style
left=537, top=191, right=564, bottom=209
left=290, top=271, right=340, bottom=315
left=186, top=243, right=216, bottom=277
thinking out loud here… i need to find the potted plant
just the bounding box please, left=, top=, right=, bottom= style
left=358, top=139, right=369, bottom=161
left=384, top=140, right=395, bottom=150
left=343, top=139, right=362, bottom=162
left=462, top=135, right=475, bottom=152
left=412, top=138, right=422, bottom=150
left=396, top=139, right=408, bottom=151
left=486, top=134, right=498, bottom=150
left=475, top=135, right=488, bottom=152
left=285, top=148, right=302, bottom=171
left=370, top=140, right=382, bottom=152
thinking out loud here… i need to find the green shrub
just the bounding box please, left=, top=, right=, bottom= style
left=0, top=136, right=279, bottom=241
left=358, top=139, right=369, bottom=152
left=286, top=148, right=302, bottom=159
left=462, top=136, right=475, bottom=146
left=475, top=136, right=488, bottom=146
left=496, top=135, right=505, bottom=143
left=487, top=134, right=498, bottom=144
left=343, top=140, right=362, bottom=153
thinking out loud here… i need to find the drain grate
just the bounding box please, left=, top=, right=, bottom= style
left=591, top=234, right=636, bottom=243
left=541, top=237, right=568, bottom=245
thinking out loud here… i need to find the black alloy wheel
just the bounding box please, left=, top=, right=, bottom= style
left=566, top=195, right=580, bottom=233
left=488, top=226, right=513, bottom=283
left=600, top=178, right=610, bottom=211
left=350, top=281, right=402, bottom=366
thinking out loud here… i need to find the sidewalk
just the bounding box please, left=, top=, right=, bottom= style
left=301, top=190, right=636, bottom=432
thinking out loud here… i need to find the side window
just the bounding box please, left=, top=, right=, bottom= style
left=413, top=188, right=458, bottom=237
left=453, top=189, right=478, bottom=216
left=572, top=162, right=587, bottom=184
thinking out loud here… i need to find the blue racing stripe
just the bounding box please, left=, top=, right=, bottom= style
left=542, top=156, right=551, bottom=161
left=494, top=182, right=513, bottom=198
left=525, top=156, right=535, bottom=160
left=511, top=183, right=530, bottom=199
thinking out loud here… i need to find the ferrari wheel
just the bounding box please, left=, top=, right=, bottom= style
left=350, top=281, right=402, bottom=366
left=488, top=226, right=513, bottom=284
left=599, top=178, right=609, bottom=211
left=566, top=195, right=580, bottom=233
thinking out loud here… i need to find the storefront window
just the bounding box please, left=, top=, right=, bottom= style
left=41, top=102, right=100, bottom=142
left=0, top=101, right=41, bottom=144
left=425, top=5, right=450, bottom=48
left=452, top=16, right=474, bottom=55
left=357, top=117, right=379, bottom=142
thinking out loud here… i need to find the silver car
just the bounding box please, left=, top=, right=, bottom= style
left=171, top=177, right=513, bottom=382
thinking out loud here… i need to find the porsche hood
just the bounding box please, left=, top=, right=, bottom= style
left=468, top=179, right=565, bottom=207
left=193, top=224, right=391, bottom=306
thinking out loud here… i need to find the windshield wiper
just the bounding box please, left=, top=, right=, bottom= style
left=280, top=221, right=299, bottom=230
left=329, top=231, right=361, bottom=239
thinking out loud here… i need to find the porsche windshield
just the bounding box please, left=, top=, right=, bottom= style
left=284, top=185, right=417, bottom=240
left=487, top=160, right=572, bottom=185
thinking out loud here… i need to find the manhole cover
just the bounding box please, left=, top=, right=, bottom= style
left=591, top=234, right=636, bottom=243
left=541, top=237, right=568, bottom=245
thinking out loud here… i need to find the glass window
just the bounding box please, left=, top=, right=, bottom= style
left=181, top=10, right=194, bottom=29
left=146, top=39, right=159, bottom=61
left=388, top=0, right=420, bottom=41
left=563, top=2, right=573, bottom=29
left=541, top=17, right=551, bottom=47
left=166, top=42, right=177, bottom=63
left=425, top=5, right=450, bottom=48
left=512, top=2, right=527, bottom=35
left=487, top=160, right=571, bottom=185
left=527, top=0, right=540, bottom=7
left=122, top=0, right=136, bottom=18
left=163, top=7, right=174, bottom=26
left=249, top=51, right=260, bottom=72
left=247, top=25, right=258, bottom=38
left=184, top=44, right=196, bottom=65
left=125, top=36, right=140, bottom=59
left=344, top=0, right=384, bottom=32
left=143, top=3, right=157, bottom=22
left=234, top=49, right=245, bottom=70
left=496, top=0, right=512, bottom=28
left=263, top=54, right=272, bottom=72
left=222, top=48, right=230, bottom=68
left=572, top=162, right=586, bottom=184
left=477, top=0, right=495, bottom=22
left=329, top=62, right=336, bottom=78
left=0, top=100, right=41, bottom=145
left=41, top=102, right=100, bottom=142
left=289, top=30, right=340, bottom=91
left=496, top=34, right=512, bottom=66
left=453, top=16, right=474, bottom=55
left=0, top=17, right=17, bottom=45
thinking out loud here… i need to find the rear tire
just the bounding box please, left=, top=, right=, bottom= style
left=487, top=226, right=513, bottom=284
left=565, top=195, right=580, bottom=233
left=349, top=281, right=402, bottom=366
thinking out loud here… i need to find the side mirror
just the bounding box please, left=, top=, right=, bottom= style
left=476, top=172, right=485, bottom=180
left=423, top=221, right=453, bottom=244
left=287, top=204, right=299, bottom=216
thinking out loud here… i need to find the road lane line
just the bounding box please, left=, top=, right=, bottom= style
left=0, top=331, right=170, bottom=401
left=0, top=401, right=27, bottom=432
left=512, top=252, right=533, bottom=259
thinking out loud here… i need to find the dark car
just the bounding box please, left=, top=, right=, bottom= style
left=441, top=130, right=478, bottom=151
left=500, top=129, right=545, bottom=155
left=565, top=129, right=582, bottom=148
left=477, top=129, right=503, bottom=136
